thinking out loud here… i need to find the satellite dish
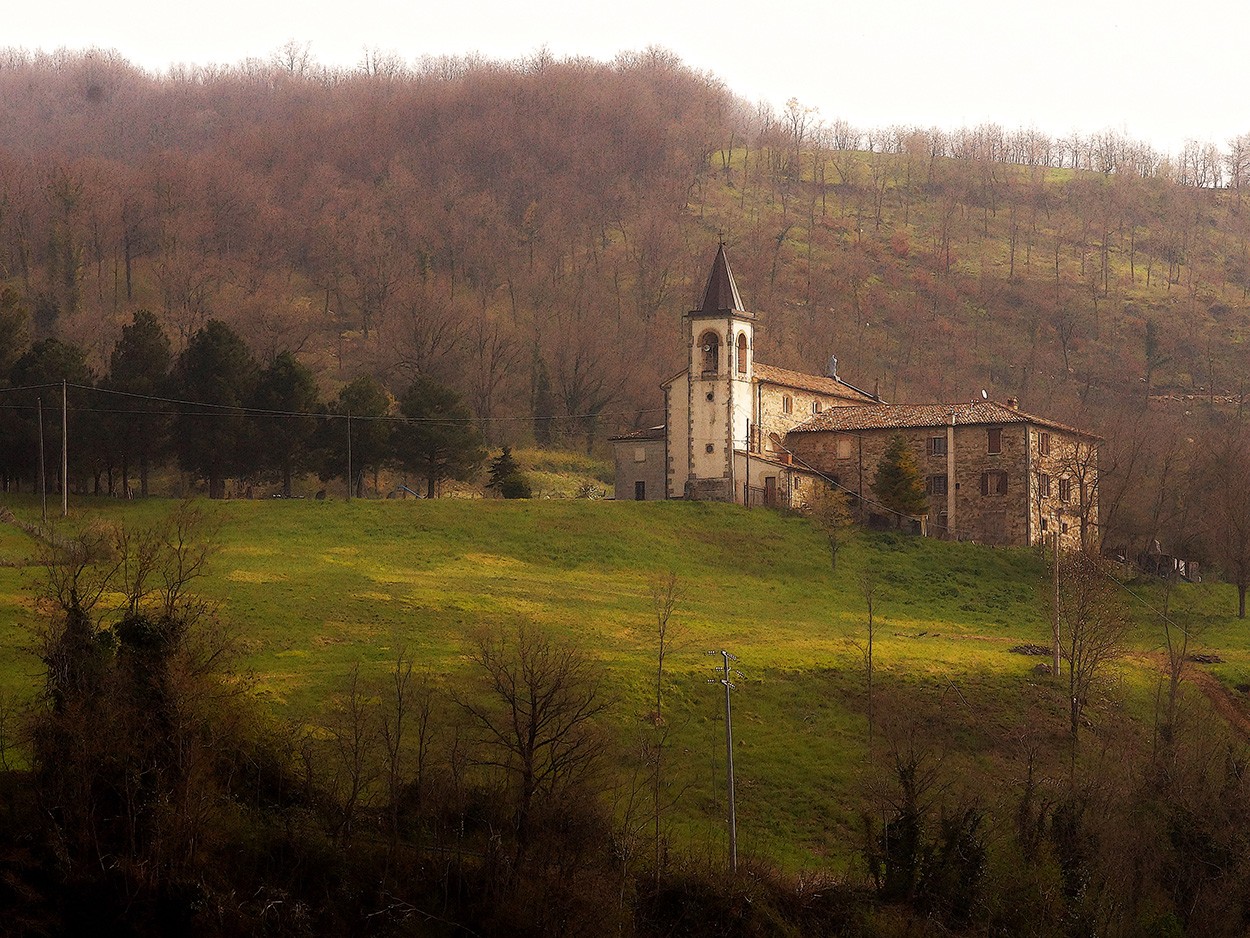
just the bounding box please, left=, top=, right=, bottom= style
left=981, top=389, right=988, bottom=400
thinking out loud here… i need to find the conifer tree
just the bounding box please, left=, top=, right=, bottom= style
left=871, top=434, right=928, bottom=525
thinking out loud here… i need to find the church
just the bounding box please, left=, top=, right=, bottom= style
left=611, top=245, right=1100, bottom=551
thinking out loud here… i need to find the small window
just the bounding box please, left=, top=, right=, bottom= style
left=929, top=436, right=947, bottom=457
left=1061, top=521, right=1069, bottom=534
left=981, top=470, right=1007, bottom=496
left=705, top=444, right=715, bottom=454
left=811, top=400, right=822, bottom=415
left=633, top=447, right=647, bottom=463
left=736, top=333, right=748, bottom=375
left=836, top=437, right=853, bottom=459
left=782, top=394, right=793, bottom=414
left=927, top=474, right=948, bottom=496
left=634, top=481, right=646, bottom=500
left=987, top=427, right=1002, bottom=455
left=937, top=509, right=949, bottom=531
left=1039, top=473, right=1051, bottom=497
left=1058, top=478, right=1071, bottom=502
left=1040, top=518, right=1049, bottom=532
left=1039, top=432, right=1051, bottom=456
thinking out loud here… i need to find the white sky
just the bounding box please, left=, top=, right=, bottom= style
left=8, top=0, right=1249, bottom=155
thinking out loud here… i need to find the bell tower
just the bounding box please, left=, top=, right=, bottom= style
left=680, top=243, right=755, bottom=501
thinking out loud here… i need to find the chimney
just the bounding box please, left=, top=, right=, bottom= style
left=1006, top=397, right=1019, bottom=409
left=826, top=355, right=838, bottom=379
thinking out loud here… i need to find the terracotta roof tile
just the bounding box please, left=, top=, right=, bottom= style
left=788, top=400, right=1099, bottom=439
left=610, top=424, right=666, bottom=442
left=753, top=363, right=877, bottom=402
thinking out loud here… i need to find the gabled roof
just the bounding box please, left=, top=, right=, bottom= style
left=659, top=361, right=877, bottom=402
left=609, top=424, right=666, bottom=442
left=788, top=400, right=1099, bottom=439
left=753, top=363, right=877, bottom=403
left=694, top=243, right=745, bottom=314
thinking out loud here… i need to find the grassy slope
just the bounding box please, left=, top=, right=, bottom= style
left=1, top=494, right=1246, bottom=865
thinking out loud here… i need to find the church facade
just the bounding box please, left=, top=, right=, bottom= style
left=611, top=245, right=1098, bottom=550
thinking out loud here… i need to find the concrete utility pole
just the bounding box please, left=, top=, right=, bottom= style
left=744, top=420, right=751, bottom=507
left=1052, top=530, right=1061, bottom=679
left=37, top=397, right=46, bottom=523
left=61, top=380, right=68, bottom=517
left=707, top=649, right=740, bottom=872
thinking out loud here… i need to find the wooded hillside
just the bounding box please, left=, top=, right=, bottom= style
left=3, top=46, right=1250, bottom=550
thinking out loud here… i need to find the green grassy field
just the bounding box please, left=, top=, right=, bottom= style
left=1, top=494, right=1246, bottom=865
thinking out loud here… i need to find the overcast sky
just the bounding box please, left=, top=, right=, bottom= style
left=8, top=0, right=1248, bottom=155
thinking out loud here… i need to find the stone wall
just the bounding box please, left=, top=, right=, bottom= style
left=787, top=420, right=1095, bottom=547
left=758, top=384, right=856, bottom=441
left=612, top=437, right=666, bottom=501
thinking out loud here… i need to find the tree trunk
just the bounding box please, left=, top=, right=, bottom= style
left=1240, top=582, right=1246, bottom=619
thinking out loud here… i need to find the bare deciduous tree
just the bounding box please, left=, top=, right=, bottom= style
left=1200, top=430, right=1250, bottom=618
left=457, top=621, right=608, bottom=856
left=648, top=571, right=682, bottom=724
left=1056, top=551, right=1130, bottom=756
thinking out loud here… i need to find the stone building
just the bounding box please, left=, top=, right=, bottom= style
left=611, top=425, right=666, bottom=502
left=784, top=400, right=1099, bottom=550
left=609, top=243, right=876, bottom=505
left=610, top=245, right=1099, bottom=549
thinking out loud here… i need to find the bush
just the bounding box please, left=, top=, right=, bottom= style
left=499, top=472, right=532, bottom=499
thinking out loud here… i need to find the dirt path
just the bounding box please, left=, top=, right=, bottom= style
left=1134, top=651, right=1250, bottom=741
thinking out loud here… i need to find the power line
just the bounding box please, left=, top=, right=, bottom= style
left=0, top=382, right=61, bottom=395
left=0, top=381, right=663, bottom=424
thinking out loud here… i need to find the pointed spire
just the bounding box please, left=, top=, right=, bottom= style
left=697, top=243, right=744, bottom=313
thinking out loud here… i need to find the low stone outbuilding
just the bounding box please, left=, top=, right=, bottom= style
left=610, top=425, right=666, bottom=501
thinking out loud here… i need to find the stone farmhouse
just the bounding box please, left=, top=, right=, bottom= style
left=611, top=245, right=1098, bottom=550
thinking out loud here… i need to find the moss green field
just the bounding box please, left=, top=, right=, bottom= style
left=2, top=494, right=1248, bottom=866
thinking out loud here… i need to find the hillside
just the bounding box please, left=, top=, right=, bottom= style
left=2, top=51, right=1249, bottom=567
left=3, top=495, right=1248, bottom=870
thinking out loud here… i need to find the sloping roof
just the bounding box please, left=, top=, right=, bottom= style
left=788, top=400, right=1099, bottom=439
left=658, top=362, right=876, bottom=402
left=753, top=363, right=877, bottom=402
left=696, top=243, right=745, bottom=313
left=610, top=424, right=666, bottom=442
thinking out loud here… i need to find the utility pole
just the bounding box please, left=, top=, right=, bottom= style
left=37, top=397, right=46, bottom=523
left=346, top=410, right=353, bottom=501
left=707, top=649, right=740, bottom=872
left=61, top=379, right=68, bottom=517
left=744, top=420, right=751, bottom=507
left=1052, top=530, right=1061, bottom=679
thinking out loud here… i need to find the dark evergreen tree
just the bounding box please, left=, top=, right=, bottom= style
left=9, top=338, right=94, bottom=494
left=319, top=374, right=393, bottom=498
left=106, top=309, right=172, bottom=496
left=172, top=320, right=257, bottom=499
left=251, top=351, right=320, bottom=496
left=871, top=434, right=929, bottom=525
left=488, top=446, right=531, bottom=498
left=0, top=288, right=31, bottom=491
left=488, top=447, right=520, bottom=489
left=394, top=376, right=486, bottom=498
